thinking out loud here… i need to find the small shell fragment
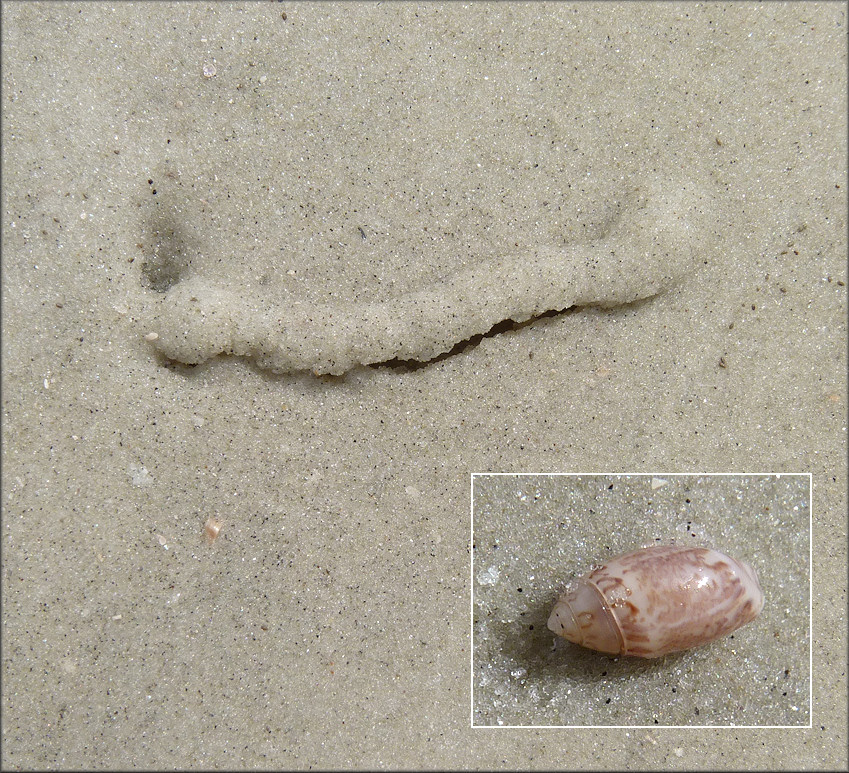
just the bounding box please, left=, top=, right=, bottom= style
left=204, top=517, right=222, bottom=542
left=547, top=545, right=764, bottom=658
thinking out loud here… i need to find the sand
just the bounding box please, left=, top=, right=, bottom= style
left=2, top=2, right=846, bottom=769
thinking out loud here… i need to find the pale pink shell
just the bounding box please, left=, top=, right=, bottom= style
left=547, top=545, right=764, bottom=658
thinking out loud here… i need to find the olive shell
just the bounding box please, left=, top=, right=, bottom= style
left=547, top=545, right=764, bottom=658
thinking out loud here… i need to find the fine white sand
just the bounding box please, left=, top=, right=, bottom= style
left=2, top=2, right=846, bottom=769
left=146, top=175, right=709, bottom=374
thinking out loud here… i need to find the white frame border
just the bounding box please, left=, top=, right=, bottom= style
left=469, top=471, right=814, bottom=730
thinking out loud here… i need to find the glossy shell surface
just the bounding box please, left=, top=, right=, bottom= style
left=547, top=545, right=764, bottom=658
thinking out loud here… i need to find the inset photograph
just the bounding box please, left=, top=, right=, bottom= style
left=471, top=473, right=811, bottom=728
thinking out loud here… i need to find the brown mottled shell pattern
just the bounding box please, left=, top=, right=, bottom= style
left=547, top=545, right=764, bottom=658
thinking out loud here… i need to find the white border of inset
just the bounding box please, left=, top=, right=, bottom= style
left=469, top=472, right=813, bottom=730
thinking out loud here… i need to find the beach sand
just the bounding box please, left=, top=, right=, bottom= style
left=2, top=2, right=846, bottom=769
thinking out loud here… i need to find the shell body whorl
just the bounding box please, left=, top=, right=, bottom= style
left=547, top=545, right=764, bottom=658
